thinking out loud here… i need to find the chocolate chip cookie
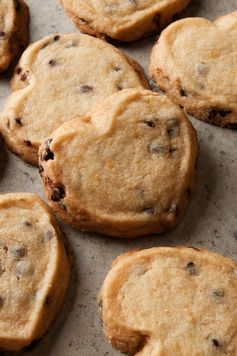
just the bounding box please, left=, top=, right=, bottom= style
left=0, top=0, right=29, bottom=72
left=60, top=0, right=190, bottom=42
left=99, top=247, right=237, bottom=355
left=149, top=12, right=237, bottom=128
left=0, top=33, right=148, bottom=166
left=0, top=193, right=70, bottom=351
left=39, top=89, right=198, bottom=238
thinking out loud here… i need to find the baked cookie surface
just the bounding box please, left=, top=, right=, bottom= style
left=0, top=33, right=148, bottom=166
left=39, top=89, right=198, bottom=238
left=0, top=0, right=29, bottom=72
left=99, top=247, right=237, bottom=355
left=149, top=12, right=237, bottom=128
left=0, top=193, right=70, bottom=351
left=60, top=0, right=190, bottom=42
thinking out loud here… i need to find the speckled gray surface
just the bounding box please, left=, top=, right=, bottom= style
left=0, top=1, right=237, bottom=355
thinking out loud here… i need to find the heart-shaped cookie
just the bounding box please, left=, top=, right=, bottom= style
left=99, top=247, right=237, bottom=355
left=0, top=33, right=148, bottom=166
left=0, top=193, right=70, bottom=351
left=60, top=0, right=190, bottom=42
left=149, top=12, right=237, bottom=127
left=0, top=0, right=29, bottom=72
left=39, top=89, right=198, bottom=238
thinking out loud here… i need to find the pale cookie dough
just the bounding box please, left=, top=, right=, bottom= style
left=0, top=193, right=70, bottom=351
left=0, top=0, right=29, bottom=72
left=39, top=89, right=198, bottom=238
left=0, top=33, right=148, bottom=166
left=60, top=0, right=190, bottom=42
left=99, top=247, right=237, bottom=355
left=149, top=12, right=237, bottom=128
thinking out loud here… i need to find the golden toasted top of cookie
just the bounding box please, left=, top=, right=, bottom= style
left=61, top=0, right=190, bottom=41
left=0, top=0, right=19, bottom=70
left=100, top=247, right=237, bottom=355
left=150, top=12, right=237, bottom=101
left=39, top=89, right=197, bottom=237
left=0, top=33, right=147, bottom=165
left=0, top=193, right=68, bottom=350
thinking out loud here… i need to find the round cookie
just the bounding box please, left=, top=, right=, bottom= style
left=39, top=89, right=198, bottom=238
left=99, top=247, right=237, bottom=355
left=0, top=0, right=29, bottom=72
left=0, top=33, right=148, bottom=166
left=0, top=193, right=70, bottom=351
left=149, top=12, right=237, bottom=128
left=60, top=0, right=190, bottom=42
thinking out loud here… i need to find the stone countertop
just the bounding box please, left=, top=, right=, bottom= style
left=0, top=0, right=236, bottom=355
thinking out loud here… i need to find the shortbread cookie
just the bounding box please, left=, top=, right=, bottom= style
left=60, top=0, right=190, bottom=42
left=0, top=0, right=29, bottom=72
left=99, top=247, right=237, bottom=355
left=149, top=12, right=237, bottom=128
left=0, top=33, right=148, bottom=166
left=0, top=193, right=70, bottom=351
left=39, top=89, right=198, bottom=238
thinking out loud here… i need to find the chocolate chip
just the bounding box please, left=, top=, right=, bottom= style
left=9, top=245, right=27, bottom=259
left=42, top=139, right=54, bottom=161
left=211, top=339, right=220, bottom=348
left=148, top=143, right=165, bottom=154
left=39, top=165, right=44, bottom=175
left=54, top=35, right=60, bottom=41
left=51, top=185, right=66, bottom=202
left=65, top=40, right=77, bottom=48
left=167, top=126, right=179, bottom=139
left=211, top=289, right=225, bottom=298
left=113, top=66, right=122, bottom=71
left=24, top=140, right=32, bottom=146
left=197, top=62, right=209, bottom=76
left=79, top=85, right=93, bottom=93
left=16, top=67, right=22, bottom=74
left=0, top=296, right=4, bottom=307
left=43, top=230, right=54, bottom=242
left=143, top=119, right=156, bottom=128
left=142, top=207, right=155, bottom=215
left=169, top=147, right=177, bottom=154
left=117, top=83, right=124, bottom=90
left=15, top=261, right=34, bottom=277
left=15, top=118, right=23, bottom=126
left=24, top=221, right=32, bottom=227
left=185, top=261, right=198, bottom=276
left=20, top=73, right=27, bottom=81
left=208, top=108, right=232, bottom=120
left=99, top=299, right=103, bottom=311
left=149, top=78, right=160, bottom=93
left=180, top=88, right=187, bottom=97
left=79, top=18, right=88, bottom=24
left=6, top=118, right=10, bottom=128
left=48, top=59, right=57, bottom=67
left=0, top=31, right=6, bottom=37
